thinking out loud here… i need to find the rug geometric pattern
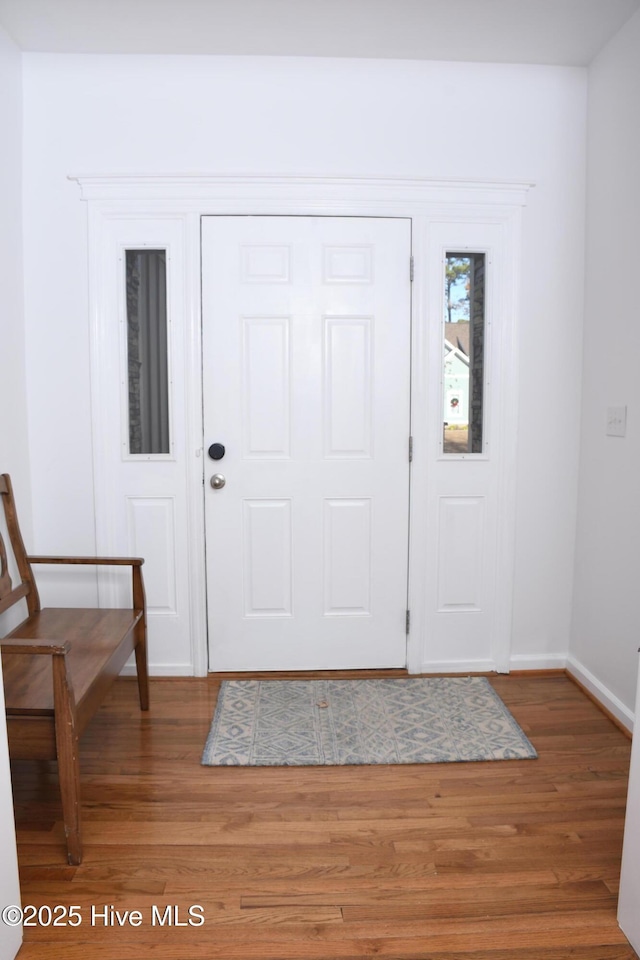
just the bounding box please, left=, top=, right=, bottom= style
left=201, top=677, right=537, bottom=766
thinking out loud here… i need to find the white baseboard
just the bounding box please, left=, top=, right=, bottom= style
left=417, top=659, right=497, bottom=674
left=120, top=663, right=195, bottom=678
left=509, top=654, right=568, bottom=671
left=418, top=655, right=568, bottom=675
left=566, top=654, right=634, bottom=734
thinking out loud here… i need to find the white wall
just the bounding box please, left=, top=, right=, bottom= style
left=569, top=9, right=640, bottom=722
left=0, top=35, right=30, bottom=509
left=0, top=21, right=26, bottom=960
left=21, top=54, right=587, bottom=669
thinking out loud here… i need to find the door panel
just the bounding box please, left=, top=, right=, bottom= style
left=202, top=216, right=412, bottom=671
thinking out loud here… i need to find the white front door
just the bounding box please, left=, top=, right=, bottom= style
left=202, top=216, right=412, bottom=671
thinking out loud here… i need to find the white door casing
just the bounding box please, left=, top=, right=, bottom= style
left=202, top=216, right=412, bottom=671
left=79, top=175, right=529, bottom=677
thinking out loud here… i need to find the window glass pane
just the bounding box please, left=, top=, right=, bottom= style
left=126, top=249, right=170, bottom=455
left=443, top=252, right=485, bottom=454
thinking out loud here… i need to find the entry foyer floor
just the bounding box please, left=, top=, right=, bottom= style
left=10, top=672, right=638, bottom=959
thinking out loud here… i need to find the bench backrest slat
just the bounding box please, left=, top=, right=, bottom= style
left=0, top=583, right=30, bottom=617
left=0, top=474, right=40, bottom=617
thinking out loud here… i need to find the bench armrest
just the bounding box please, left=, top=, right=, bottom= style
left=27, top=556, right=144, bottom=567
left=1, top=638, right=71, bottom=656
left=26, top=556, right=147, bottom=618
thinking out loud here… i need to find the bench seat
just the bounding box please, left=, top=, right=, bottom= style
left=3, top=608, right=142, bottom=721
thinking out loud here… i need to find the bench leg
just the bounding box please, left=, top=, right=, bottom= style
left=52, top=656, right=82, bottom=865
left=133, top=565, right=150, bottom=711
left=134, top=619, right=150, bottom=712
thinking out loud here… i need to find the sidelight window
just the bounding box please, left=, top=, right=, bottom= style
left=125, top=249, right=170, bottom=456
left=443, top=252, right=486, bottom=455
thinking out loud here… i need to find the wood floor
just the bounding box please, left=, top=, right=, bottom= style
left=9, top=672, right=638, bottom=959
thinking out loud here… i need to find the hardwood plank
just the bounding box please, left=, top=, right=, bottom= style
left=11, top=946, right=640, bottom=960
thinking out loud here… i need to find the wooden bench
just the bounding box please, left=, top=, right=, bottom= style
left=0, top=473, right=149, bottom=864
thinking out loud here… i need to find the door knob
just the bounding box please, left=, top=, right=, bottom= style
left=210, top=474, right=226, bottom=490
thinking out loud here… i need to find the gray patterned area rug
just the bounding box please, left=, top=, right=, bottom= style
left=201, top=677, right=537, bottom=766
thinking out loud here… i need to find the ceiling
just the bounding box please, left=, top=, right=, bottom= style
left=0, top=0, right=638, bottom=66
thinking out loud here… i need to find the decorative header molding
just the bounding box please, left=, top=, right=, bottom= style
left=69, top=173, right=534, bottom=208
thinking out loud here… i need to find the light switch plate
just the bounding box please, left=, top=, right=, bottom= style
left=606, top=406, right=627, bottom=437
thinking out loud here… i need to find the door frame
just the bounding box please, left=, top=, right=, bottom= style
left=76, top=174, right=531, bottom=677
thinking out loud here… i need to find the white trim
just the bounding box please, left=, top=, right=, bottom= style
left=184, top=213, right=208, bottom=676
left=78, top=174, right=532, bottom=677
left=492, top=211, right=522, bottom=672
left=87, top=203, right=119, bottom=610
left=566, top=655, right=634, bottom=733
left=419, top=659, right=497, bottom=674
left=509, top=654, right=568, bottom=671
left=120, top=662, right=195, bottom=678
left=70, top=174, right=534, bottom=207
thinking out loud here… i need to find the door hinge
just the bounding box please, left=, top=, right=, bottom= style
left=410, top=256, right=414, bottom=282
left=409, top=435, right=413, bottom=462
left=406, top=610, right=411, bottom=634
